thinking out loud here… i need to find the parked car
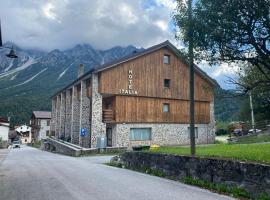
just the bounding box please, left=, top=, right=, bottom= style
left=12, top=140, right=21, bottom=148
left=248, top=129, right=262, bottom=134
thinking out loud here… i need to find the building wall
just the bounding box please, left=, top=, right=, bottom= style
left=99, top=48, right=214, bottom=102
left=38, top=119, right=50, bottom=140
left=113, top=102, right=215, bottom=147
left=80, top=80, right=91, bottom=147
left=55, top=95, right=61, bottom=138
left=0, top=125, right=9, bottom=141
left=90, top=74, right=106, bottom=147
left=114, top=95, right=210, bottom=123
left=65, top=89, right=72, bottom=140
left=71, top=85, right=80, bottom=144
left=114, top=123, right=215, bottom=148
left=50, top=98, right=57, bottom=136
left=60, top=92, right=66, bottom=138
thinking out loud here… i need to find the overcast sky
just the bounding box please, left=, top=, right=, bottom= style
left=0, top=0, right=237, bottom=89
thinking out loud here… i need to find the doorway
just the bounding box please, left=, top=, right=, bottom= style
left=106, top=128, right=112, bottom=147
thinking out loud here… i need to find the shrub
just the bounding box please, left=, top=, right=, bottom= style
left=215, top=129, right=228, bottom=136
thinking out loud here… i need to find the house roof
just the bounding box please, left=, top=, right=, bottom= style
left=52, top=40, right=218, bottom=98
left=32, top=111, right=51, bottom=119
left=0, top=117, right=8, bottom=123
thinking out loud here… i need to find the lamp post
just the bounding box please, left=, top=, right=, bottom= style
left=0, top=20, right=18, bottom=58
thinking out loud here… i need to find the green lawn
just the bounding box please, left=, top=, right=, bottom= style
left=150, top=143, right=270, bottom=164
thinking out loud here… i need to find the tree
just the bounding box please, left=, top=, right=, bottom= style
left=174, top=0, right=270, bottom=83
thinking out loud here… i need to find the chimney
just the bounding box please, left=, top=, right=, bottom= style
left=78, top=64, right=84, bottom=78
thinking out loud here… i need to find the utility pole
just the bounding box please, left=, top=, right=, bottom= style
left=188, top=0, right=195, bottom=156
left=249, top=91, right=256, bottom=134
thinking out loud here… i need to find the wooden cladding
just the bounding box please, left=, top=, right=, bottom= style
left=113, top=96, right=210, bottom=124
left=99, top=48, right=214, bottom=102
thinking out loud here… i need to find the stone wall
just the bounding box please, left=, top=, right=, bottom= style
left=90, top=74, right=106, bottom=147
left=119, top=152, right=270, bottom=197
left=60, top=92, right=66, bottom=138
left=55, top=95, right=61, bottom=138
left=114, top=123, right=215, bottom=148
left=71, top=85, right=80, bottom=145
left=50, top=98, right=57, bottom=136
left=80, top=80, right=91, bottom=148
left=46, top=138, right=81, bottom=157
left=65, top=89, right=72, bottom=141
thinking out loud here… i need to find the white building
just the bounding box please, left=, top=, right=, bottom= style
left=30, top=111, right=51, bottom=140
left=16, top=125, right=32, bottom=144
left=0, top=118, right=10, bottom=147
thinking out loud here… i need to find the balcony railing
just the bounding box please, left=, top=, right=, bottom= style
left=103, top=109, right=115, bottom=123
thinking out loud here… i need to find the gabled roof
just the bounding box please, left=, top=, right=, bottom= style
left=32, top=111, right=51, bottom=119
left=52, top=40, right=218, bottom=97
left=93, top=40, right=218, bottom=86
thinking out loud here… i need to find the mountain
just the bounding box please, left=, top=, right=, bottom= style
left=0, top=42, right=140, bottom=126
left=214, top=88, right=242, bottom=122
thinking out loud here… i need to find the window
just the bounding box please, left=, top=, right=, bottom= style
left=46, top=131, right=50, bottom=136
left=163, top=54, right=170, bottom=64
left=164, top=79, right=170, bottom=88
left=188, top=127, right=198, bottom=138
left=47, top=120, right=50, bottom=126
left=130, top=128, right=151, bottom=141
left=163, top=103, right=170, bottom=112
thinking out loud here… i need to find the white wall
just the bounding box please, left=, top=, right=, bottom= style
left=0, top=125, right=9, bottom=141
left=38, top=119, right=50, bottom=140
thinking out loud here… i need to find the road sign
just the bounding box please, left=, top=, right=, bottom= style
left=80, top=128, right=87, bottom=137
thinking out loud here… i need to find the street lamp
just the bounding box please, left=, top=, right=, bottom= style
left=0, top=20, right=18, bottom=58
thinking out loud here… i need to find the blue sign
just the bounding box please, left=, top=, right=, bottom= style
left=80, top=128, right=87, bottom=137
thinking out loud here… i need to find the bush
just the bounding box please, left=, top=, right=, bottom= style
left=215, top=129, right=228, bottom=136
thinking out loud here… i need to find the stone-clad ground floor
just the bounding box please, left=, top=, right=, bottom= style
left=110, top=123, right=215, bottom=148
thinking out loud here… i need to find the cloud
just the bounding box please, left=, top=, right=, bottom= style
left=0, top=0, right=177, bottom=51
left=197, top=61, right=241, bottom=89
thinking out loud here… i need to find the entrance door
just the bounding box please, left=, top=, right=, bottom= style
left=106, top=128, right=112, bottom=147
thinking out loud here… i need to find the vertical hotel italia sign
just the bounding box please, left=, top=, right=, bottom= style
left=119, top=69, right=138, bottom=95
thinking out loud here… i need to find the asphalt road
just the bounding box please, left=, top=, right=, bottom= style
left=0, top=146, right=233, bottom=200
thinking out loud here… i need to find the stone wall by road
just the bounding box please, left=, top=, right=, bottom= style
left=114, top=123, right=215, bottom=148
left=119, top=152, right=270, bottom=198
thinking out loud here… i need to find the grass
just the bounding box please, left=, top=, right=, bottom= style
left=236, top=134, right=270, bottom=144
left=150, top=143, right=270, bottom=164
left=32, top=140, right=42, bottom=148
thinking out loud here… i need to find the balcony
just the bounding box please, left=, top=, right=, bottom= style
left=103, top=109, right=115, bottom=123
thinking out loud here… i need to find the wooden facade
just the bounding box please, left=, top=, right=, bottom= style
left=99, top=48, right=213, bottom=101
left=98, top=47, right=214, bottom=124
